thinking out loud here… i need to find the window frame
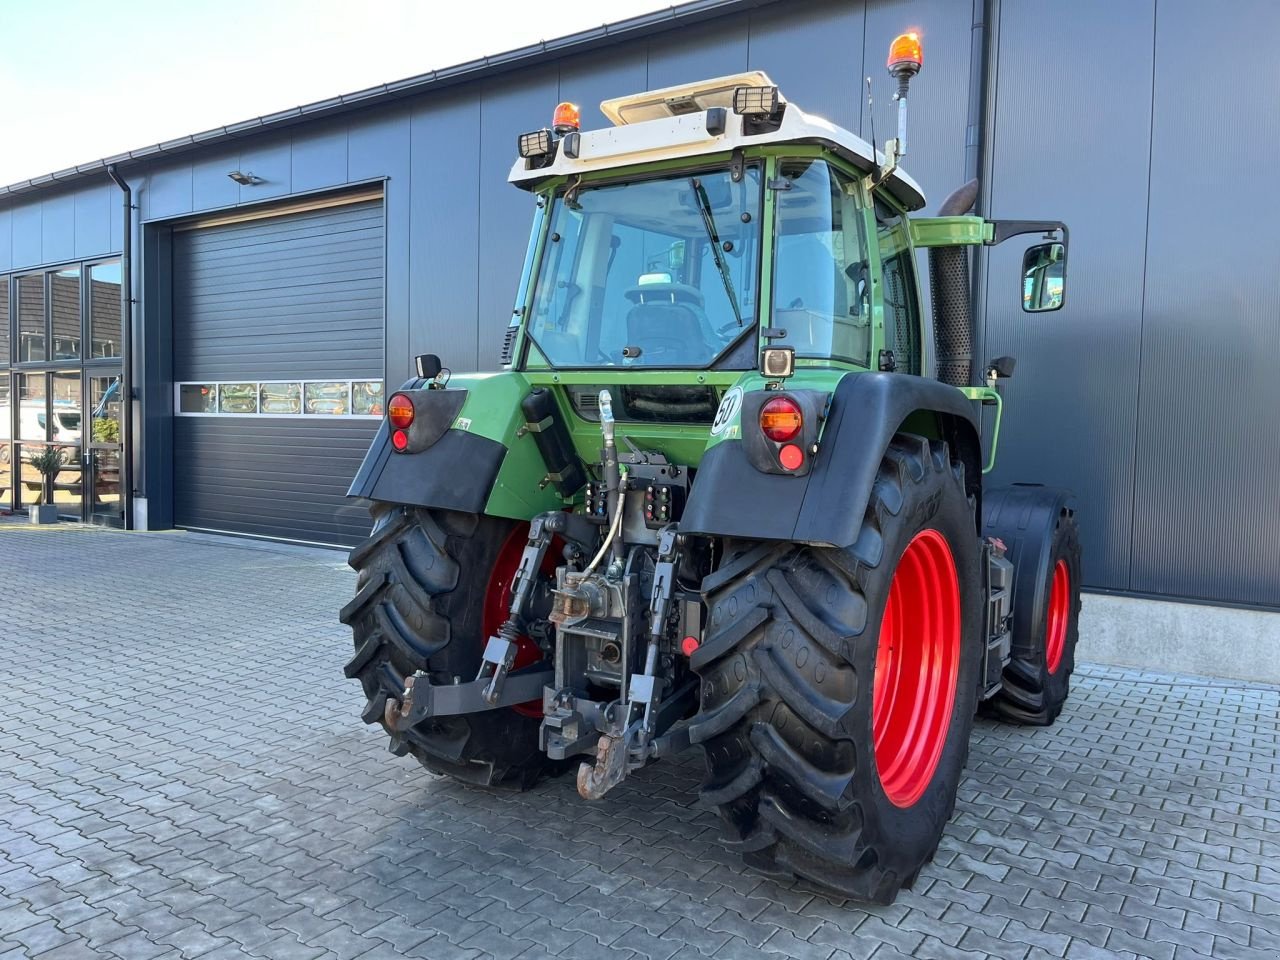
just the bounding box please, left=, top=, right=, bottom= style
left=873, top=194, right=926, bottom=375
left=769, top=155, right=875, bottom=368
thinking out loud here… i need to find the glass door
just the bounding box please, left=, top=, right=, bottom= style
left=87, top=372, right=123, bottom=521
left=50, top=370, right=83, bottom=519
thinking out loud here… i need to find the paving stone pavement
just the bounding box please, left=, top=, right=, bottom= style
left=0, top=524, right=1277, bottom=960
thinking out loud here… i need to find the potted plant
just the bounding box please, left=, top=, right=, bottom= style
left=28, top=445, right=65, bottom=524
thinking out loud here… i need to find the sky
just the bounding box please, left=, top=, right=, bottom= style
left=0, top=0, right=672, bottom=186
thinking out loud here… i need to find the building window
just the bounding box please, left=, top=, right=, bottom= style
left=260, top=382, right=302, bottom=414
left=17, top=274, right=45, bottom=362
left=50, top=268, right=81, bottom=360
left=304, top=382, right=350, bottom=415
left=218, top=383, right=258, bottom=414
left=175, top=380, right=383, bottom=418
left=178, top=384, right=216, bottom=413
left=89, top=262, right=123, bottom=359
left=352, top=380, right=384, bottom=416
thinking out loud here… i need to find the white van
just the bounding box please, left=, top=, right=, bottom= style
left=0, top=401, right=81, bottom=461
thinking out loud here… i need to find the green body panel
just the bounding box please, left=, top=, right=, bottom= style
left=436, top=371, right=564, bottom=519
left=909, top=216, right=993, bottom=248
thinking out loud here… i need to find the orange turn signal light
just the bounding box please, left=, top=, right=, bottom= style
left=388, top=392, right=415, bottom=430
left=552, top=101, right=581, bottom=134
left=760, top=396, right=803, bottom=443
left=887, top=32, right=923, bottom=72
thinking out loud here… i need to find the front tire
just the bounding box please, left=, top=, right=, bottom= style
left=690, top=436, right=983, bottom=903
left=341, top=505, right=552, bottom=788
left=981, top=487, right=1083, bottom=725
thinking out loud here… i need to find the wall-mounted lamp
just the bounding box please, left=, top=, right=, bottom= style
left=227, top=170, right=264, bottom=185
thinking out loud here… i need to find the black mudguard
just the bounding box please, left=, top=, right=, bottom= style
left=347, top=382, right=506, bottom=514
left=981, top=483, right=1078, bottom=636
left=681, top=372, right=981, bottom=548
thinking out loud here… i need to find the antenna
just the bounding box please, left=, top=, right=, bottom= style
left=865, top=76, right=879, bottom=165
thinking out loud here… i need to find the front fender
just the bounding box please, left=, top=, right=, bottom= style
left=681, top=372, right=981, bottom=547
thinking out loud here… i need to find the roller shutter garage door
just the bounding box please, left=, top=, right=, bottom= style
left=172, top=195, right=384, bottom=546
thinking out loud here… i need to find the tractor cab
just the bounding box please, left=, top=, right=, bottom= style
left=503, top=70, right=929, bottom=381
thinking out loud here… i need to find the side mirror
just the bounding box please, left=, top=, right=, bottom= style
left=1022, top=242, right=1065, bottom=312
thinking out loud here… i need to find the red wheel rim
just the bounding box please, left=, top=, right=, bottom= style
left=1045, top=559, right=1070, bottom=675
left=482, top=523, right=551, bottom=718
left=872, top=529, right=962, bottom=809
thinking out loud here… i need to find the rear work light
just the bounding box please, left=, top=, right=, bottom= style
left=388, top=392, right=415, bottom=430
left=518, top=129, right=553, bottom=159
left=759, top=396, right=803, bottom=443
left=732, top=85, right=780, bottom=117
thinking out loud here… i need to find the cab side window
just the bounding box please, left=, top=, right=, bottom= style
left=773, top=159, right=872, bottom=366
left=875, top=199, right=921, bottom=374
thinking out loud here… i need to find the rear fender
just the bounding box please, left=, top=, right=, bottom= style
left=348, top=372, right=563, bottom=518
left=681, top=372, right=981, bottom=547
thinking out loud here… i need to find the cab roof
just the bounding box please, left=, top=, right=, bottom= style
left=508, top=72, right=926, bottom=211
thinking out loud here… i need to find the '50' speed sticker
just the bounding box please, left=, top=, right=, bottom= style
left=710, top=387, right=743, bottom=437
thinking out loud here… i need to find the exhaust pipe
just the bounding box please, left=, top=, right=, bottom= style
left=928, top=178, right=980, bottom=386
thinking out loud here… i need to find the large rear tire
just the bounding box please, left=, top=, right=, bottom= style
left=690, top=436, right=984, bottom=904
left=341, top=505, right=553, bottom=788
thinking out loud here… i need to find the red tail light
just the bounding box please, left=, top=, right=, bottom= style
left=388, top=393, right=415, bottom=429
left=760, top=396, right=803, bottom=442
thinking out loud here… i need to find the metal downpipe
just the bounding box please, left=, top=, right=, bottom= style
left=105, top=164, right=134, bottom=530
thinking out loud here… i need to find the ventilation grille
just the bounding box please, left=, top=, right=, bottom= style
left=499, top=326, right=518, bottom=366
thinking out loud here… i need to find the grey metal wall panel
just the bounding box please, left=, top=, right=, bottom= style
left=746, top=0, right=864, bottom=135
left=0, top=209, right=10, bottom=271
left=192, top=152, right=241, bottom=213
left=645, top=16, right=748, bottom=89
left=409, top=94, right=481, bottom=374
left=146, top=166, right=194, bottom=221
left=41, top=194, right=75, bottom=265
left=173, top=199, right=384, bottom=381
left=12, top=203, right=40, bottom=268
left=1129, top=0, right=1280, bottom=606
left=475, top=70, right=559, bottom=371
left=291, top=128, right=349, bottom=194
left=73, top=186, right=113, bottom=260
left=236, top=140, right=292, bottom=202
left=981, top=0, right=1155, bottom=591
left=173, top=417, right=377, bottom=546
left=558, top=48, right=648, bottom=133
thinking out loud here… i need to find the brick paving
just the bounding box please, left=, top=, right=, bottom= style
left=0, top=523, right=1277, bottom=960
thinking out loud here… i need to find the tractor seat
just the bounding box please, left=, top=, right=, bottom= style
left=624, top=281, right=705, bottom=308
left=625, top=300, right=709, bottom=362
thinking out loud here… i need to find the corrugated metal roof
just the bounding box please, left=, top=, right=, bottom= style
left=0, top=0, right=776, bottom=202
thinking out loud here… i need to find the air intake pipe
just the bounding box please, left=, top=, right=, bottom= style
left=928, top=178, right=980, bottom=386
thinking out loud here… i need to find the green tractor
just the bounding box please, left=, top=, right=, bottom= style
left=342, top=35, right=1082, bottom=904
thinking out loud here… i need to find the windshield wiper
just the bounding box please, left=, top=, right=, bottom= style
left=690, top=178, right=744, bottom=328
